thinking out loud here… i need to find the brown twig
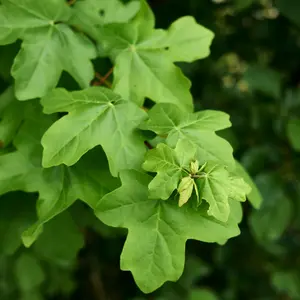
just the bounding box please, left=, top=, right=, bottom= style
left=95, top=68, right=114, bottom=87
left=144, top=141, right=153, bottom=149
left=94, top=70, right=113, bottom=88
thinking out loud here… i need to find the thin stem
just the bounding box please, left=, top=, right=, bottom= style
left=94, top=72, right=112, bottom=88
left=191, top=174, right=206, bottom=179
left=95, top=67, right=114, bottom=88
left=144, top=141, right=153, bottom=149
left=182, top=168, right=190, bottom=175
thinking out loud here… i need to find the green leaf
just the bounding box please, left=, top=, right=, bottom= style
left=287, top=118, right=300, bottom=151
left=0, top=0, right=96, bottom=100
left=144, top=141, right=247, bottom=222
left=233, top=0, right=255, bottom=11
left=141, top=103, right=235, bottom=168
left=22, top=148, right=117, bottom=246
left=33, top=211, right=84, bottom=265
left=0, top=193, right=36, bottom=256
left=249, top=174, right=292, bottom=242
left=243, top=65, right=282, bottom=99
left=234, top=160, right=263, bottom=209
left=99, top=0, right=214, bottom=109
left=189, top=288, right=218, bottom=300
left=197, top=162, right=231, bottom=222
left=41, top=87, right=147, bottom=176
left=0, top=86, right=25, bottom=147
left=271, top=271, right=300, bottom=299
left=228, top=176, right=251, bottom=202
left=0, top=103, right=116, bottom=246
left=276, top=0, right=300, bottom=27
left=0, top=43, right=19, bottom=81
left=142, top=140, right=196, bottom=200
left=14, top=253, right=45, bottom=291
left=95, top=170, right=240, bottom=293
left=70, top=0, right=140, bottom=38
left=178, top=176, right=194, bottom=207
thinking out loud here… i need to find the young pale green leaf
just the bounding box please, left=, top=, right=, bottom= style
left=178, top=176, right=194, bottom=207
left=142, top=140, right=196, bottom=200
left=98, top=0, right=214, bottom=110
left=287, top=118, right=300, bottom=151
left=228, top=176, right=251, bottom=202
left=141, top=103, right=235, bottom=168
left=197, top=162, right=231, bottom=222
left=70, top=0, right=140, bottom=39
left=95, top=170, right=240, bottom=293
left=41, top=87, right=147, bottom=176
left=190, top=160, right=199, bottom=174
left=0, top=0, right=96, bottom=100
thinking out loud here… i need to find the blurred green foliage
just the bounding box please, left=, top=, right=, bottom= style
left=1, top=0, right=300, bottom=299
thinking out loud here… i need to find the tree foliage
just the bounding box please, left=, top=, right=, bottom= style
left=0, top=0, right=299, bottom=299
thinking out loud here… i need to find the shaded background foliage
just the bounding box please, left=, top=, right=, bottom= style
left=1, top=0, right=300, bottom=299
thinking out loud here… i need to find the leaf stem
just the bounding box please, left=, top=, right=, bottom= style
left=97, top=68, right=114, bottom=85
left=94, top=68, right=114, bottom=88
left=144, top=141, right=153, bottom=149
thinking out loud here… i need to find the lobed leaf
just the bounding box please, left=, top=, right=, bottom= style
left=0, top=0, right=96, bottom=100
left=70, top=0, right=140, bottom=39
left=0, top=103, right=117, bottom=247
left=98, top=0, right=214, bottom=110
left=143, top=140, right=196, bottom=200
left=41, top=87, right=147, bottom=176
left=95, top=170, right=240, bottom=293
left=141, top=103, right=235, bottom=168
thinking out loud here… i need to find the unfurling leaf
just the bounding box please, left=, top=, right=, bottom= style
left=190, top=160, right=199, bottom=174
left=143, top=139, right=196, bottom=200
left=178, top=176, right=194, bottom=207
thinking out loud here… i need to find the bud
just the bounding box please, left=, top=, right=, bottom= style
left=190, top=160, right=199, bottom=174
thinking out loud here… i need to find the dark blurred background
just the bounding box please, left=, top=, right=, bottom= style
left=1, top=0, right=300, bottom=299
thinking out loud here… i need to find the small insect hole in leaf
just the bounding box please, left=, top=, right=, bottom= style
left=99, top=9, right=105, bottom=17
